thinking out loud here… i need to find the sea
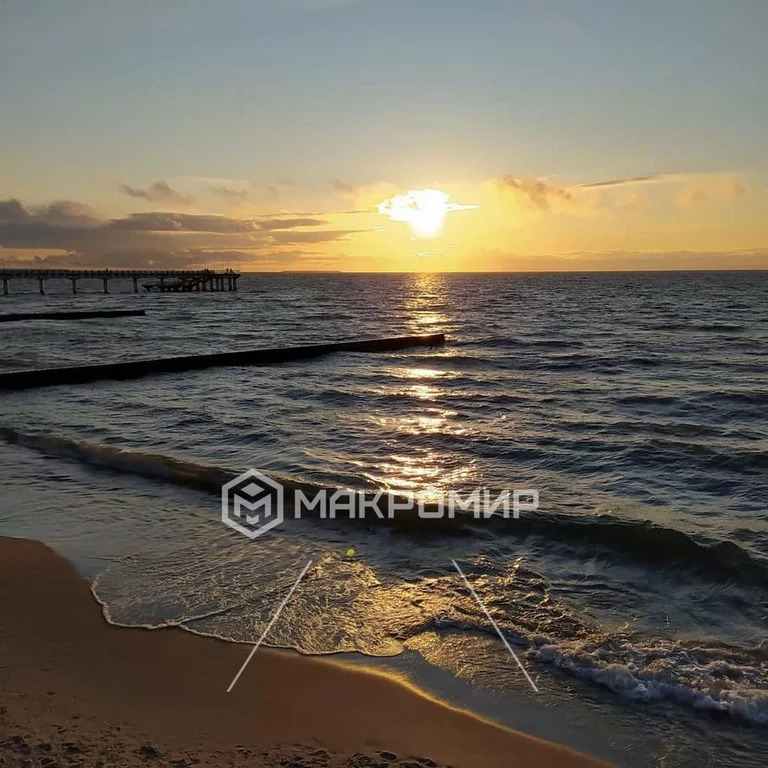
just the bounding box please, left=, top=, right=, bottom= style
left=1, top=271, right=766, bottom=767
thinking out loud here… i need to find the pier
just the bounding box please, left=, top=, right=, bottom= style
left=0, top=268, right=240, bottom=295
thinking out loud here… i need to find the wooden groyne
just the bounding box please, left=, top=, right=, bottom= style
left=0, top=268, right=240, bottom=295
left=0, top=333, right=445, bottom=390
left=0, top=309, right=146, bottom=323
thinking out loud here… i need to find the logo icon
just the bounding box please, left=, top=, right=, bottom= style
left=222, top=469, right=284, bottom=539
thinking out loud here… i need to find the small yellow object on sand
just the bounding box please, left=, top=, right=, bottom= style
left=346, top=548, right=356, bottom=557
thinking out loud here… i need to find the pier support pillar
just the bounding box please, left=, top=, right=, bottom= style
left=102, top=278, right=109, bottom=294
left=39, top=279, right=45, bottom=295
left=133, top=277, right=139, bottom=293
left=2, top=278, right=8, bottom=296
left=71, top=279, right=78, bottom=295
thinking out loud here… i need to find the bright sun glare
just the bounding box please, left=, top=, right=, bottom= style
left=378, top=188, right=476, bottom=238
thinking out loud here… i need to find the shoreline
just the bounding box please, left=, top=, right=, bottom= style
left=0, top=535, right=611, bottom=768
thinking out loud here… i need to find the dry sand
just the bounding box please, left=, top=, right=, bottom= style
left=0, top=536, right=611, bottom=767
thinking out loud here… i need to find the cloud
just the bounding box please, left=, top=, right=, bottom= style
left=0, top=247, right=320, bottom=271
left=580, top=171, right=751, bottom=207
left=259, top=217, right=327, bottom=230
left=676, top=174, right=748, bottom=206
left=210, top=185, right=250, bottom=201
left=268, top=229, right=354, bottom=244
left=332, top=179, right=358, bottom=195
left=109, top=212, right=259, bottom=233
left=0, top=199, right=99, bottom=228
left=33, top=200, right=100, bottom=227
left=493, top=176, right=589, bottom=213
left=0, top=198, right=102, bottom=250
left=108, top=212, right=327, bottom=233
left=0, top=199, right=29, bottom=223
left=477, top=247, right=768, bottom=272
left=579, top=174, right=685, bottom=189
left=488, top=171, right=752, bottom=217
left=0, top=199, right=353, bottom=268
left=119, top=180, right=193, bottom=206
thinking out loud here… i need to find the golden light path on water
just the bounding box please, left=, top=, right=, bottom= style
left=352, top=272, right=480, bottom=500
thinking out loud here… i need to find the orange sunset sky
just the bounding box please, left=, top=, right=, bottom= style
left=1, top=1, right=767, bottom=272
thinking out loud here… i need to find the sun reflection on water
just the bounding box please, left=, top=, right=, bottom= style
left=360, top=274, right=477, bottom=496
left=404, top=273, right=450, bottom=336
left=400, top=367, right=445, bottom=379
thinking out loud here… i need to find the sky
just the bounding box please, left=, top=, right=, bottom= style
left=1, top=0, right=767, bottom=272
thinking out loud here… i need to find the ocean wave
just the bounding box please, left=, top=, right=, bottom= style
left=694, top=390, right=768, bottom=406
left=0, top=357, right=28, bottom=370
left=693, top=324, right=746, bottom=333
left=403, top=353, right=503, bottom=371
left=2, top=425, right=766, bottom=584
left=0, top=425, right=232, bottom=493
left=511, top=354, right=669, bottom=372
left=507, top=511, right=768, bottom=585
left=429, top=615, right=768, bottom=725
left=617, top=394, right=679, bottom=405
left=484, top=336, right=584, bottom=349
left=533, top=638, right=768, bottom=725
left=651, top=323, right=688, bottom=331
left=621, top=438, right=768, bottom=474
left=606, top=419, right=727, bottom=438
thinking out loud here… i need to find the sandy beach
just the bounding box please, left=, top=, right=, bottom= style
left=0, top=536, right=610, bottom=768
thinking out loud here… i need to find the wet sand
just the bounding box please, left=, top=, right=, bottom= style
left=0, top=536, right=611, bottom=768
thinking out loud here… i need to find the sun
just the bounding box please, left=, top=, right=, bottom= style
left=378, top=188, right=476, bottom=238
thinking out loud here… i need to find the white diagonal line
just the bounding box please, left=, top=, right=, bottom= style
left=451, top=559, right=539, bottom=693
left=226, top=559, right=314, bottom=692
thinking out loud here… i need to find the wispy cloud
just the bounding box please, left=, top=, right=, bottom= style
left=118, top=180, right=193, bottom=206
left=676, top=175, right=748, bottom=206
left=579, top=171, right=751, bottom=203
left=210, top=185, right=250, bottom=201
left=495, top=176, right=586, bottom=212
left=332, top=178, right=358, bottom=195
left=579, top=173, right=688, bottom=189
left=488, top=171, right=752, bottom=216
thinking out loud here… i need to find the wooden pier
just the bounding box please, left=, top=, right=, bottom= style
left=0, top=268, right=240, bottom=295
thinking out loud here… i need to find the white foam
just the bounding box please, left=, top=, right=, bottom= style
left=534, top=640, right=768, bottom=725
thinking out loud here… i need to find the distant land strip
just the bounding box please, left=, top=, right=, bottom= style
left=0, top=309, right=146, bottom=323
left=0, top=333, right=446, bottom=390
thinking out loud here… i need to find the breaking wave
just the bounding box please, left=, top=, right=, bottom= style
left=3, top=425, right=766, bottom=585
left=532, top=637, right=768, bottom=725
